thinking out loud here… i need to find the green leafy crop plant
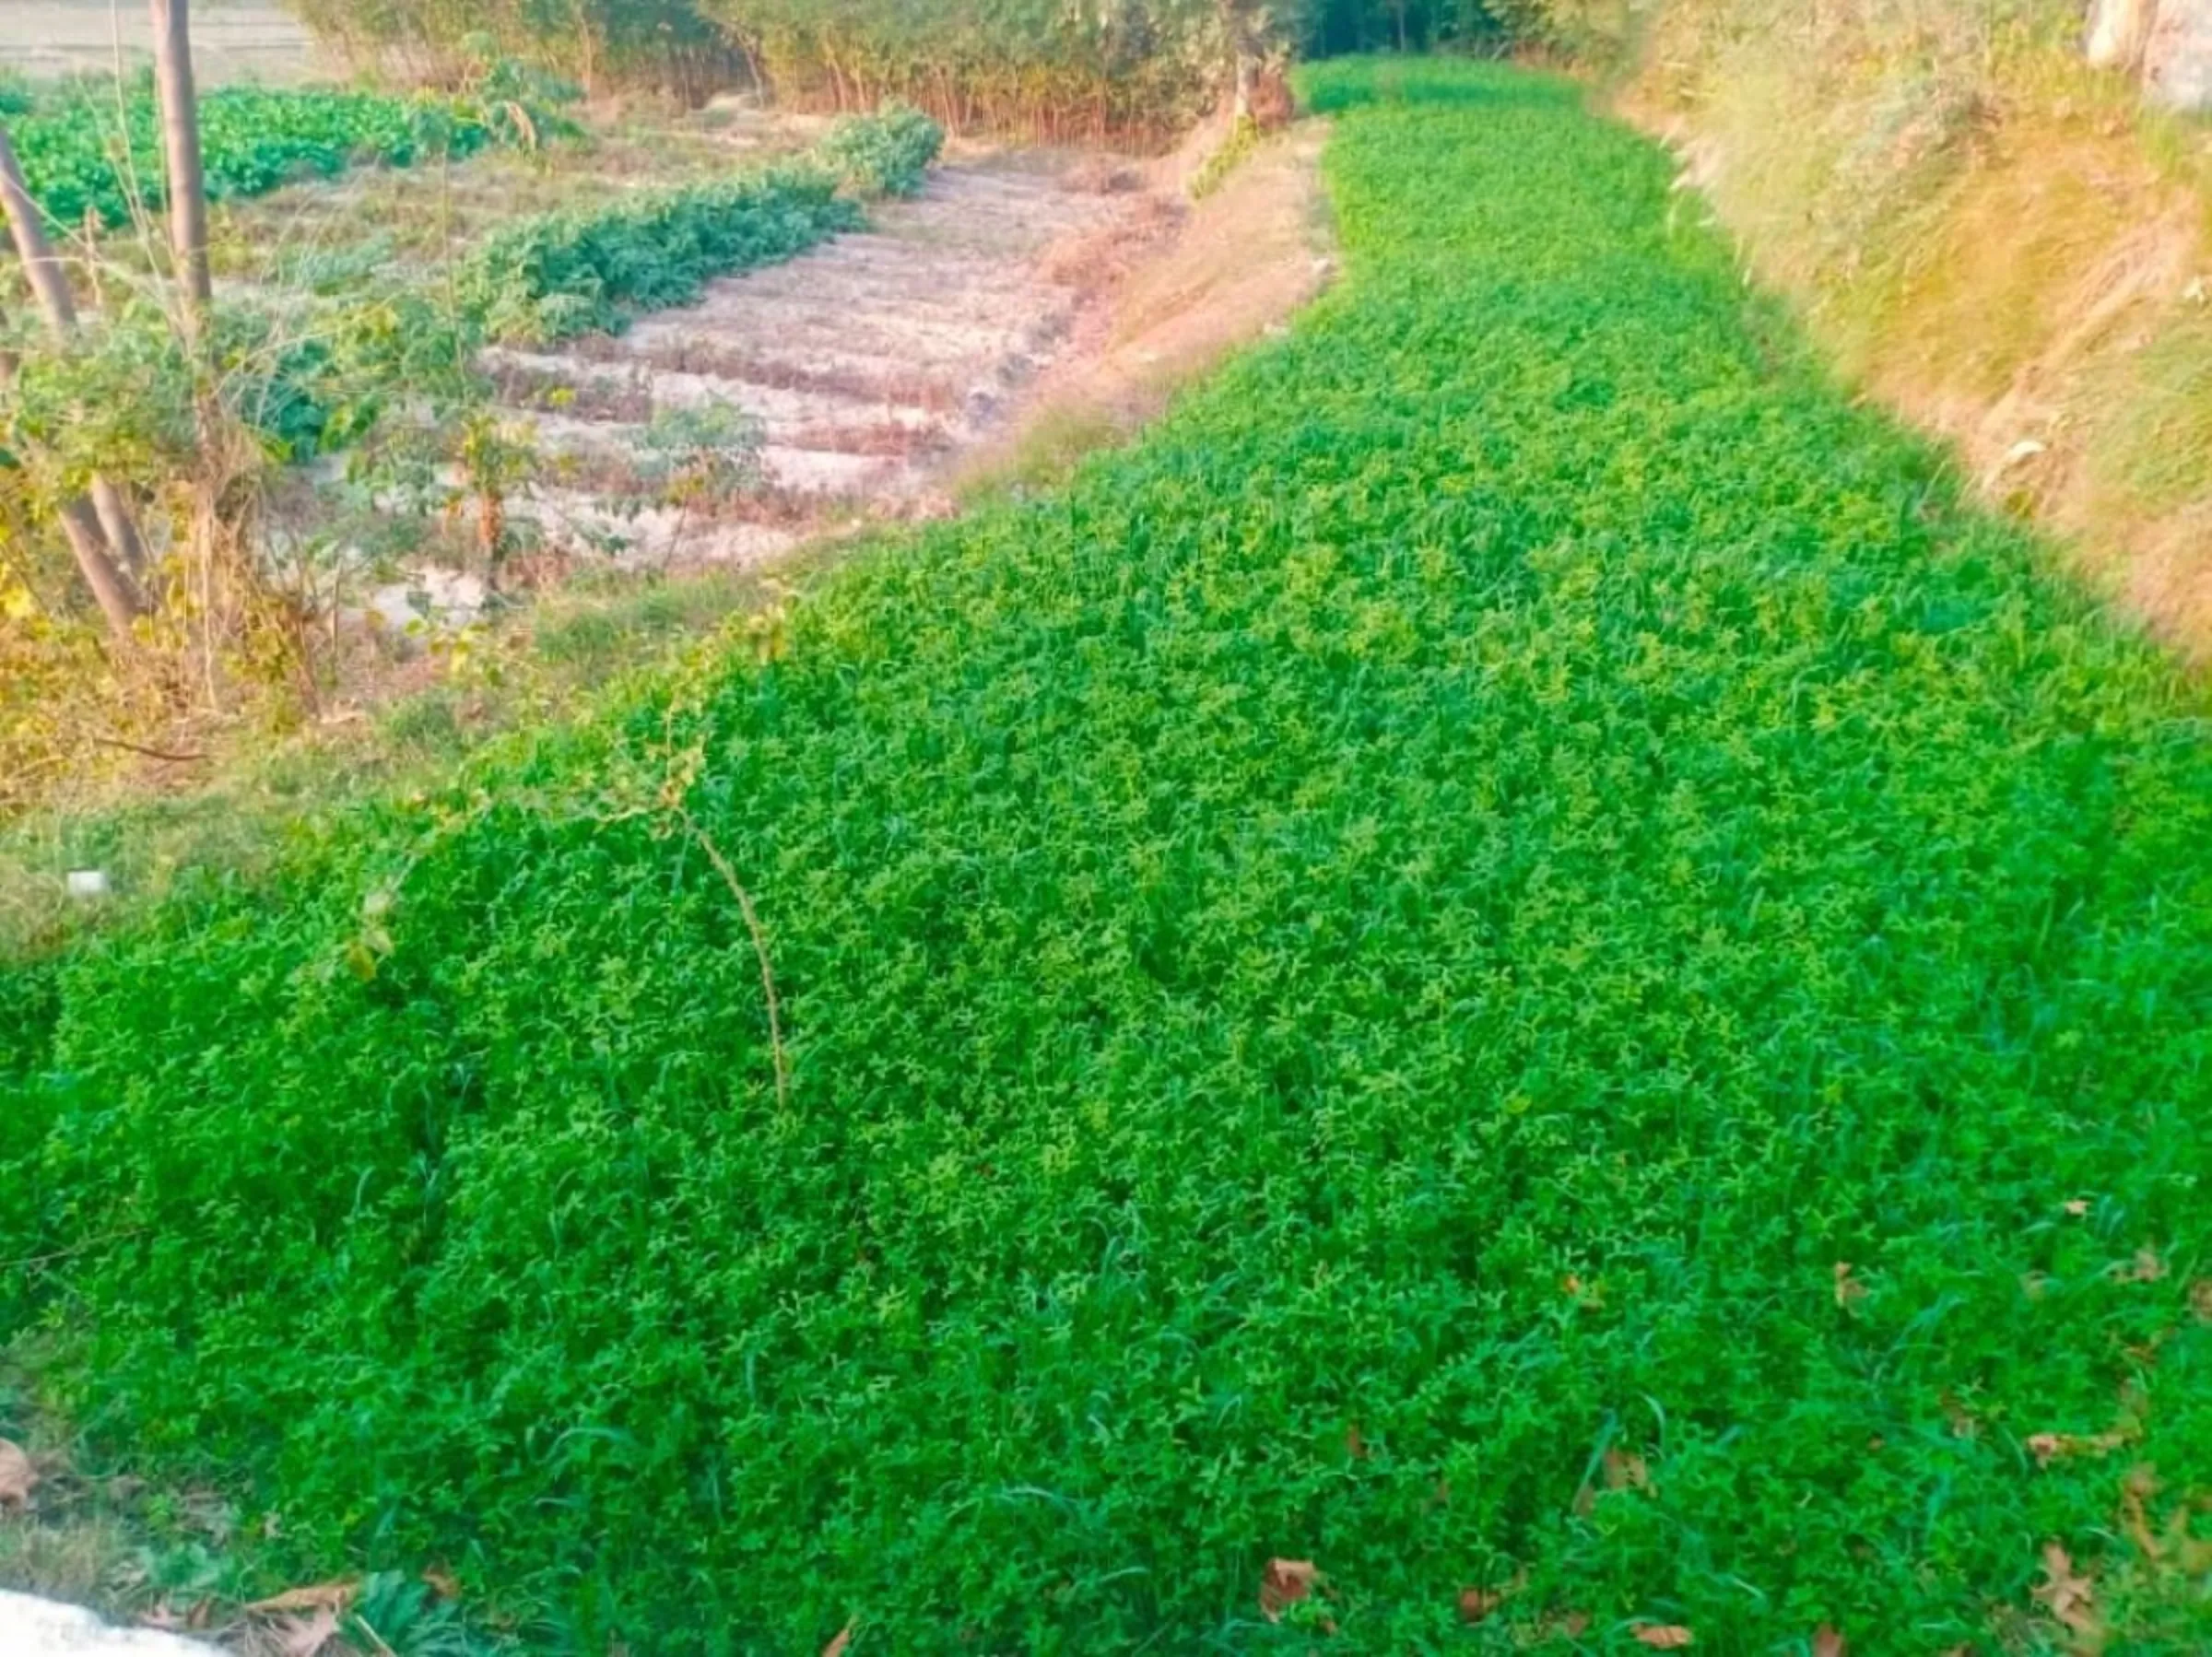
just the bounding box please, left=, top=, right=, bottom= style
left=6, top=60, right=2211, bottom=1654
left=6, top=83, right=529, bottom=230
left=818, top=101, right=944, bottom=199
left=457, top=163, right=865, bottom=344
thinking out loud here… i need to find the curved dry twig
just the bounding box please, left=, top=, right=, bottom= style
left=674, top=805, right=792, bottom=1118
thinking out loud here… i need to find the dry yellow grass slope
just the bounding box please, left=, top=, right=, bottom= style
left=1622, top=0, right=2212, bottom=649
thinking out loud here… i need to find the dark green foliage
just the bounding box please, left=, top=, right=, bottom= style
left=6, top=84, right=512, bottom=230
left=0, top=958, right=56, bottom=1087
left=456, top=164, right=864, bottom=343
left=817, top=102, right=944, bottom=199
left=1303, top=0, right=1518, bottom=55
left=7, top=59, right=2212, bottom=1653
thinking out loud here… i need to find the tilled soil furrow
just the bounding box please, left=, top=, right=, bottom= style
left=504, top=151, right=1157, bottom=566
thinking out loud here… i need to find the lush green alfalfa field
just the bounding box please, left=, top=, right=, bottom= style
left=6, top=56, right=2212, bottom=1654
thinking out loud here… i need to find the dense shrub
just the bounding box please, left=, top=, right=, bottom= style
left=817, top=101, right=944, bottom=199
left=6, top=59, right=2212, bottom=1654
left=455, top=164, right=863, bottom=343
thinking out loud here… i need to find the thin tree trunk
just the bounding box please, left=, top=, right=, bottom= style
left=0, top=121, right=153, bottom=577
left=1219, top=0, right=1254, bottom=120
left=0, top=125, right=147, bottom=640
left=90, top=477, right=150, bottom=575
left=0, top=124, right=79, bottom=332
left=150, top=0, right=213, bottom=336
left=57, top=499, right=145, bottom=640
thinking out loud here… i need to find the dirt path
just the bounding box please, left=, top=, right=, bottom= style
left=0, top=0, right=321, bottom=85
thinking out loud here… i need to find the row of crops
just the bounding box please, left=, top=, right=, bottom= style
left=6, top=56, right=2212, bottom=1653
left=4, top=102, right=938, bottom=492
left=5, top=80, right=529, bottom=229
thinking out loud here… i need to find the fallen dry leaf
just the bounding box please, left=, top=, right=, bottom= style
left=2026, top=1429, right=2128, bottom=1468
left=2063, top=1199, right=2090, bottom=1217
left=1604, top=1446, right=1651, bottom=1491
left=271, top=1606, right=340, bottom=1657
left=1259, top=1557, right=1320, bottom=1622
left=1832, top=1262, right=1867, bottom=1308
left=246, top=1581, right=360, bottom=1615
left=423, top=1566, right=462, bottom=1601
left=2032, top=1542, right=2100, bottom=1639
left=1457, top=1586, right=1503, bottom=1624
left=1345, top=1423, right=1368, bottom=1461
left=0, top=1438, right=38, bottom=1512
left=2189, top=1278, right=2211, bottom=1322
left=2027, top=1432, right=2066, bottom=1466
left=1455, top=1569, right=1526, bottom=1625
left=1631, top=1623, right=1694, bottom=1648
left=1940, top=1393, right=1980, bottom=1440
left=2112, top=1247, right=2167, bottom=1284
left=821, top=1619, right=853, bottom=1657
left=1813, top=1625, right=1846, bottom=1657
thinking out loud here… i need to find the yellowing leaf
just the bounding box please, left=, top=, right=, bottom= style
left=1631, top=1623, right=1693, bottom=1648
left=821, top=1620, right=854, bottom=1657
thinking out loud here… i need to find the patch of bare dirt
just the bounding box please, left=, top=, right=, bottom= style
left=0, top=0, right=322, bottom=86
left=953, top=121, right=1337, bottom=498
left=491, top=144, right=1242, bottom=570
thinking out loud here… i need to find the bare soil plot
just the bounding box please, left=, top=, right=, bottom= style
left=483, top=149, right=1175, bottom=570
left=0, top=0, right=320, bottom=86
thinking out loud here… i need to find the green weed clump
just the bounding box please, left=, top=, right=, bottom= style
left=817, top=102, right=945, bottom=199
left=458, top=165, right=864, bottom=343
left=6, top=58, right=2212, bottom=1653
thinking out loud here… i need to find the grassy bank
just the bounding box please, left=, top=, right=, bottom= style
left=5, top=56, right=2211, bottom=1653
left=1619, top=0, right=2212, bottom=651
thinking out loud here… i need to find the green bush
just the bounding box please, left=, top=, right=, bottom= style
left=7, top=58, right=2212, bottom=1654
left=817, top=101, right=944, bottom=199
left=456, top=164, right=864, bottom=343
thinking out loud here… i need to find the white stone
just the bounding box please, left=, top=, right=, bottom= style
left=0, top=1592, right=218, bottom=1656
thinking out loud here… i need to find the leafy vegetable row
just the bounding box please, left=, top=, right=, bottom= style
left=6, top=82, right=525, bottom=230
